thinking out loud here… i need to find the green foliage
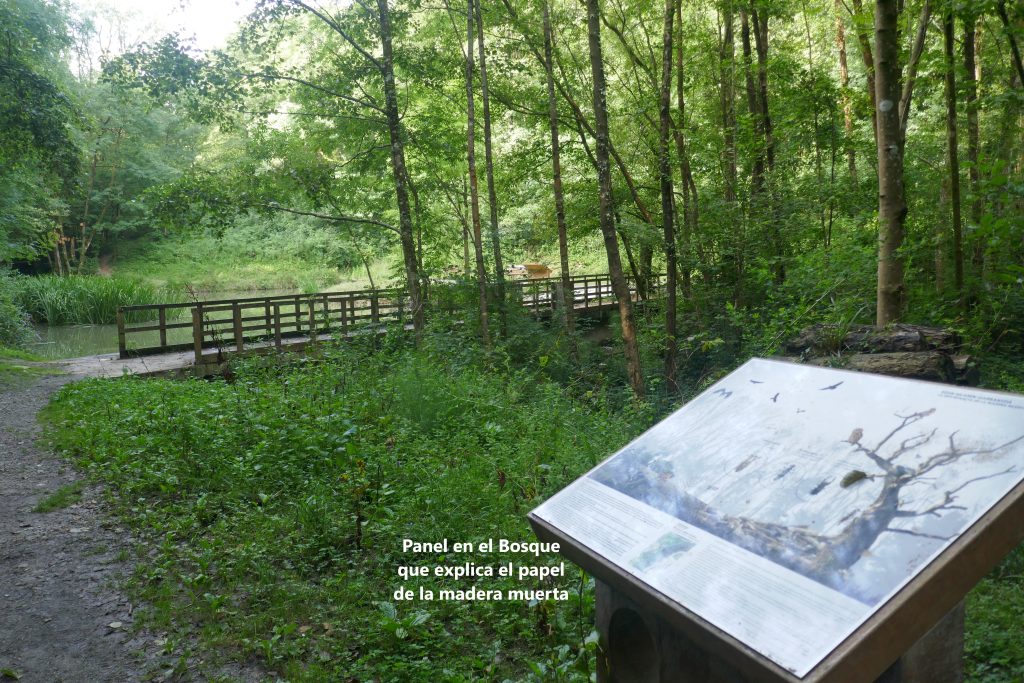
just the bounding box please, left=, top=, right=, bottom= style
left=44, top=332, right=640, bottom=680
left=0, top=160, right=68, bottom=263
left=965, top=544, right=1024, bottom=683
left=0, top=270, right=34, bottom=347
left=12, top=275, right=176, bottom=325
left=0, top=0, right=79, bottom=179
left=101, top=33, right=239, bottom=125
left=0, top=0, right=80, bottom=262
left=65, top=80, right=206, bottom=239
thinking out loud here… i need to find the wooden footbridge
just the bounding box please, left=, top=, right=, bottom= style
left=59, top=273, right=661, bottom=378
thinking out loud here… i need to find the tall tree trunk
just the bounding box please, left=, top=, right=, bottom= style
left=638, top=243, right=653, bottom=301
left=874, top=0, right=907, bottom=326
left=719, top=4, right=738, bottom=204
left=898, top=0, right=932, bottom=143
left=740, top=9, right=765, bottom=196
left=617, top=219, right=642, bottom=291
left=740, top=6, right=783, bottom=284
left=964, top=14, right=982, bottom=283
left=475, top=1, right=506, bottom=331
left=753, top=5, right=784, bottom=284
left=465, top=0, right=490, bottom=346
left=836, top=0, right=858, bottom=183
left=674, top=0, right=699, bottom=293
left=499, top=0, right=659, bottom=241
left=52, top=238, right=64, bottom=277
left=585, top=0, right=644, bottom=397
left=462, top=175, right=471, bottom=276
left=936, top=176, right=948, bottom=292
left=850, top=0, right=878, bottom=145
left=377, top=0, right=423, bottom=332
left=407, top=166, right=424, bottom=275
left=751, top=6, right=775, bottom=172
left=997, top=0, right=1024, bottom=86
left=943, top=10, right=964, bottom=306
left=542, top=0, right=574, bottom=338
left=659, top=0, right=678, bottom=392
left=803, top=3, right=823, bottom=186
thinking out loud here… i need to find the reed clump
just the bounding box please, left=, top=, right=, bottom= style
left=14, top=275, right=178, bottom=325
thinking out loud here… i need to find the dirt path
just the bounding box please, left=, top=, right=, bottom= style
left=0, top=373, right=263, bottom=682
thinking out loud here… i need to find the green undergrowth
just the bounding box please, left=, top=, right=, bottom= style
left=965, top=545, right=1024, bottom=683
left=39, top=311, right=1024, bottom=681
left=43, top=330, right=645, bottom=681
left=0, top=270, right=33, bottom=348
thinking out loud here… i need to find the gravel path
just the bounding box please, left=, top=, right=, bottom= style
left=0, top=373, right=264, bottom=682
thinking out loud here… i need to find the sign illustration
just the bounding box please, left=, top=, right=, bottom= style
left=532, top=358, right=1024, bottom=677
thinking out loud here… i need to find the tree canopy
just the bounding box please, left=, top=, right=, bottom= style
left=2, top=0, right=1024, bottom=384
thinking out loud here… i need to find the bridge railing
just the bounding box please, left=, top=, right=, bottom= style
left=510, top=273, right=664, bottom=314
left=117, top=288, right=407, bottom=358
left=116, top=273, right=665, bottom=358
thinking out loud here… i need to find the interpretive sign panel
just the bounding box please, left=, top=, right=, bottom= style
left=530, top=358, right=1024, bottom=678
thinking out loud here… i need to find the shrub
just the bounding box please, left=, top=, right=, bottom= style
left=0, top=270, right=34, bottom=347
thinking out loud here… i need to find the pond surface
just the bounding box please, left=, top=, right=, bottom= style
left=28, top=324, right=122, bottom=359
left=26, top=286, right=328, bottom=359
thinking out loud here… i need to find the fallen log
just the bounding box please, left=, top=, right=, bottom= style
left=785, top=324, right=961, bottom=355
left=843, top=352, right=955, bottom=383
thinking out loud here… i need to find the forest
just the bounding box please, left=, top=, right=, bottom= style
left=1, top=0, right=1022, bottom=679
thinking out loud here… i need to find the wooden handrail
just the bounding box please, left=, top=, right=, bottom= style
left=117, top=273, right=665, bottom=358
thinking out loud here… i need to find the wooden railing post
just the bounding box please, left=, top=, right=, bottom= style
left=264, top=301, right=271, bottom=337
left=158, top=307, right=167, bottom=348
left=308, top=299, right=316, bottom=344
left=294, top=295, right=302, bottom=334
left=232, top=303, right=244, bottom=352
left=273, top=304, right=282, bottom=348
left=192, top=307, right=203, bottom=366
left=371, top=293, right=380, bottom=323
left=116, top=308, right=127, bottom=358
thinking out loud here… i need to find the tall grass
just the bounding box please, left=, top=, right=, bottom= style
left=14, top=275, right=178, bottom=325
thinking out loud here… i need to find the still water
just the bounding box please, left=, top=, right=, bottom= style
left=25, top=287, right=327, bottom=359
left=30, top=323, right=124, bottom=359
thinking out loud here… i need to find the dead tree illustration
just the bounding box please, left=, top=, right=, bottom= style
left=593, top=409, right=1022, bottom=602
